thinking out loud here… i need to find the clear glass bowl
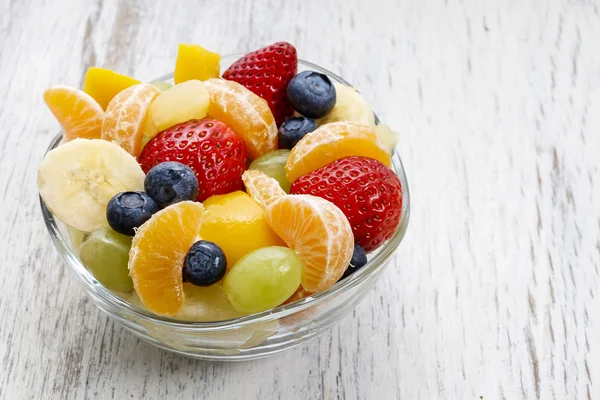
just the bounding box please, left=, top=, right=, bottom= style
left=39, top=56, right=411, bottom=361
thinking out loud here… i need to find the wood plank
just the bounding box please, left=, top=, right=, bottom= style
left=1, top=0, right=599, bottom=398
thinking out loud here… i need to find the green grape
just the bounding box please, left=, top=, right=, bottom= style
left=150, top=80, right=173, bottom=91
left=248, top=149, right=292, bottom=193
left=67, top=226, right=88, bottom=253
left=80, top=228, right=134, bottom=293
left=224, top=246, right=302, bottom=314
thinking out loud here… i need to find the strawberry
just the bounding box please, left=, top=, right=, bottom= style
left=222, top=42, right=298, bottom=126
left=290, top=156, right=403, bottom=252
left=138, top=118, right=247, bottom=202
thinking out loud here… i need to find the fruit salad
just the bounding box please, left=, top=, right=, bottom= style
left=38, top=42, right=403, bottom=321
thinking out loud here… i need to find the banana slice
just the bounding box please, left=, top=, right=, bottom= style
left=318, top=83, right=375, bottom=128
left=38, top=138, right=145, bottom=232
left=374, top=123, right=400, bottom=154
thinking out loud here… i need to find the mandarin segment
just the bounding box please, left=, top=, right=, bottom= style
left=128, top=201, right=204, bottom=316
left=285, top=121, right=391, bottom=182
left=283, top=286, right=313, bottom=304
left=101, top=83, right=160, bottom=156
left=83, top=67, right=141, bottom=110
left=266, top=195, right=354, bottom=292
left=242, top=170, right=286, bottom=210
left=204, top=78, right=277, bottom=159
left=43, top=85, right=104, bottom=141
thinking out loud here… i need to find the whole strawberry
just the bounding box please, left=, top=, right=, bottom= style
left=139, top=118, right=247, bottom=202
left=223, top=42, right=298, bottom=126
left=290, top=156, right=402, bottom=252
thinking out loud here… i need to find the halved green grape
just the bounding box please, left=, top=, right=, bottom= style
left=80, top=228, right=133, bottom=292
left=67, top=226, right=88, bottom=253
left=224, top=246, right=302, bottom=314
left=248, top=149, right=291, bottom=193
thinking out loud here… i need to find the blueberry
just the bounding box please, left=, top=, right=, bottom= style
left=183, top=241, right=227, bottom=286
left=340, top=244, right=368, bottom=280
left=106, top=191, right=158, bottom=236
left=287, top=71, right=336, bottom=119
left=278, top=117, right=318, bottom=149
left=144, top=162, right=199, bottom=209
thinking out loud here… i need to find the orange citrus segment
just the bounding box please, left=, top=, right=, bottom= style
left=43, top=85, right=104, bottom=141
left=101, top=83, right=160, bottom=156
left=174, top=44, right=221, bottom=84
left=205, top=78, right=277, bottom=159
left=283, top=286, right=312, bottom=304
left=129, top=201, right=205, bottom=316
left=266, top=195, right=354, bottom=292
left=242, top=170, right=286, bottom=209
left=83, top=67, right=140, bottom=110
left=285, top=121, right=392, bottom=182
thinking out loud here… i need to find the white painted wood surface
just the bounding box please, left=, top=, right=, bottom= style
left=1, top=0, right=599, bottom=398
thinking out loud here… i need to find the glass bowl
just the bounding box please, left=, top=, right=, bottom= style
left=39, top=56, right=411, bottom=361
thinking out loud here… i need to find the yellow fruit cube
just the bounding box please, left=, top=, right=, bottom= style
left=84, top=67, right=140, bottom=110
left=174, top=44, right=221, bottom=84
left=145, top=80, right=210, bottom=138
left=200, top=191, right=285, bottom=268
left=374, top=123, right=400, bottom=154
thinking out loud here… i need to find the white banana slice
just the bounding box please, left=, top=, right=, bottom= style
left=38, top=138, right=146, bottom=232
left=374, top=123, right=400, bottom=154
left=318, top=83, right=375, bottom=128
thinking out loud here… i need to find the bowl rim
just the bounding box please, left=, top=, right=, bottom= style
left=39, top=56, right=411, bottom=331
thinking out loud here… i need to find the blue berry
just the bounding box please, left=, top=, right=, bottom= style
left=278, top=117, right=318, bottom=149
left=287, top=71, right=336, bottom=118
left=340, top=244, right=368, bottom=280
left=183, top=241, right=227, bottom=286
left=106, top=191, right=158, bottom=236
left=144, top=162, right=199, bottom=209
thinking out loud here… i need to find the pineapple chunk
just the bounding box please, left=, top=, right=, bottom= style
left=83, top=67, right=140, bottom=110
left=144, top=80, right=210, bottom=138
left=174, top=44, right=221, bottom=84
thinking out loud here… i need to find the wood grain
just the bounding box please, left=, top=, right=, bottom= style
left=1, top=0, right=599, bottom=398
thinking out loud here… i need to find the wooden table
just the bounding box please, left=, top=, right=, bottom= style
left=1, top=0, right=599, bottom=398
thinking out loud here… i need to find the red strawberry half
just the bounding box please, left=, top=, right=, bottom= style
left=223, top=42, right=298, bottom=126
left=290, top=156, right=403, bottom=252
left=139, top=118, right=247, bottom=202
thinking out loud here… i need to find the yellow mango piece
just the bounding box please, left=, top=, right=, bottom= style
left=145, top=80, right=210, bottom=138
left=84, top=67, right=140, bottom=110
left=174, top=44, right=221, bottom=84
left=200, top=191, right=285, bottom=268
